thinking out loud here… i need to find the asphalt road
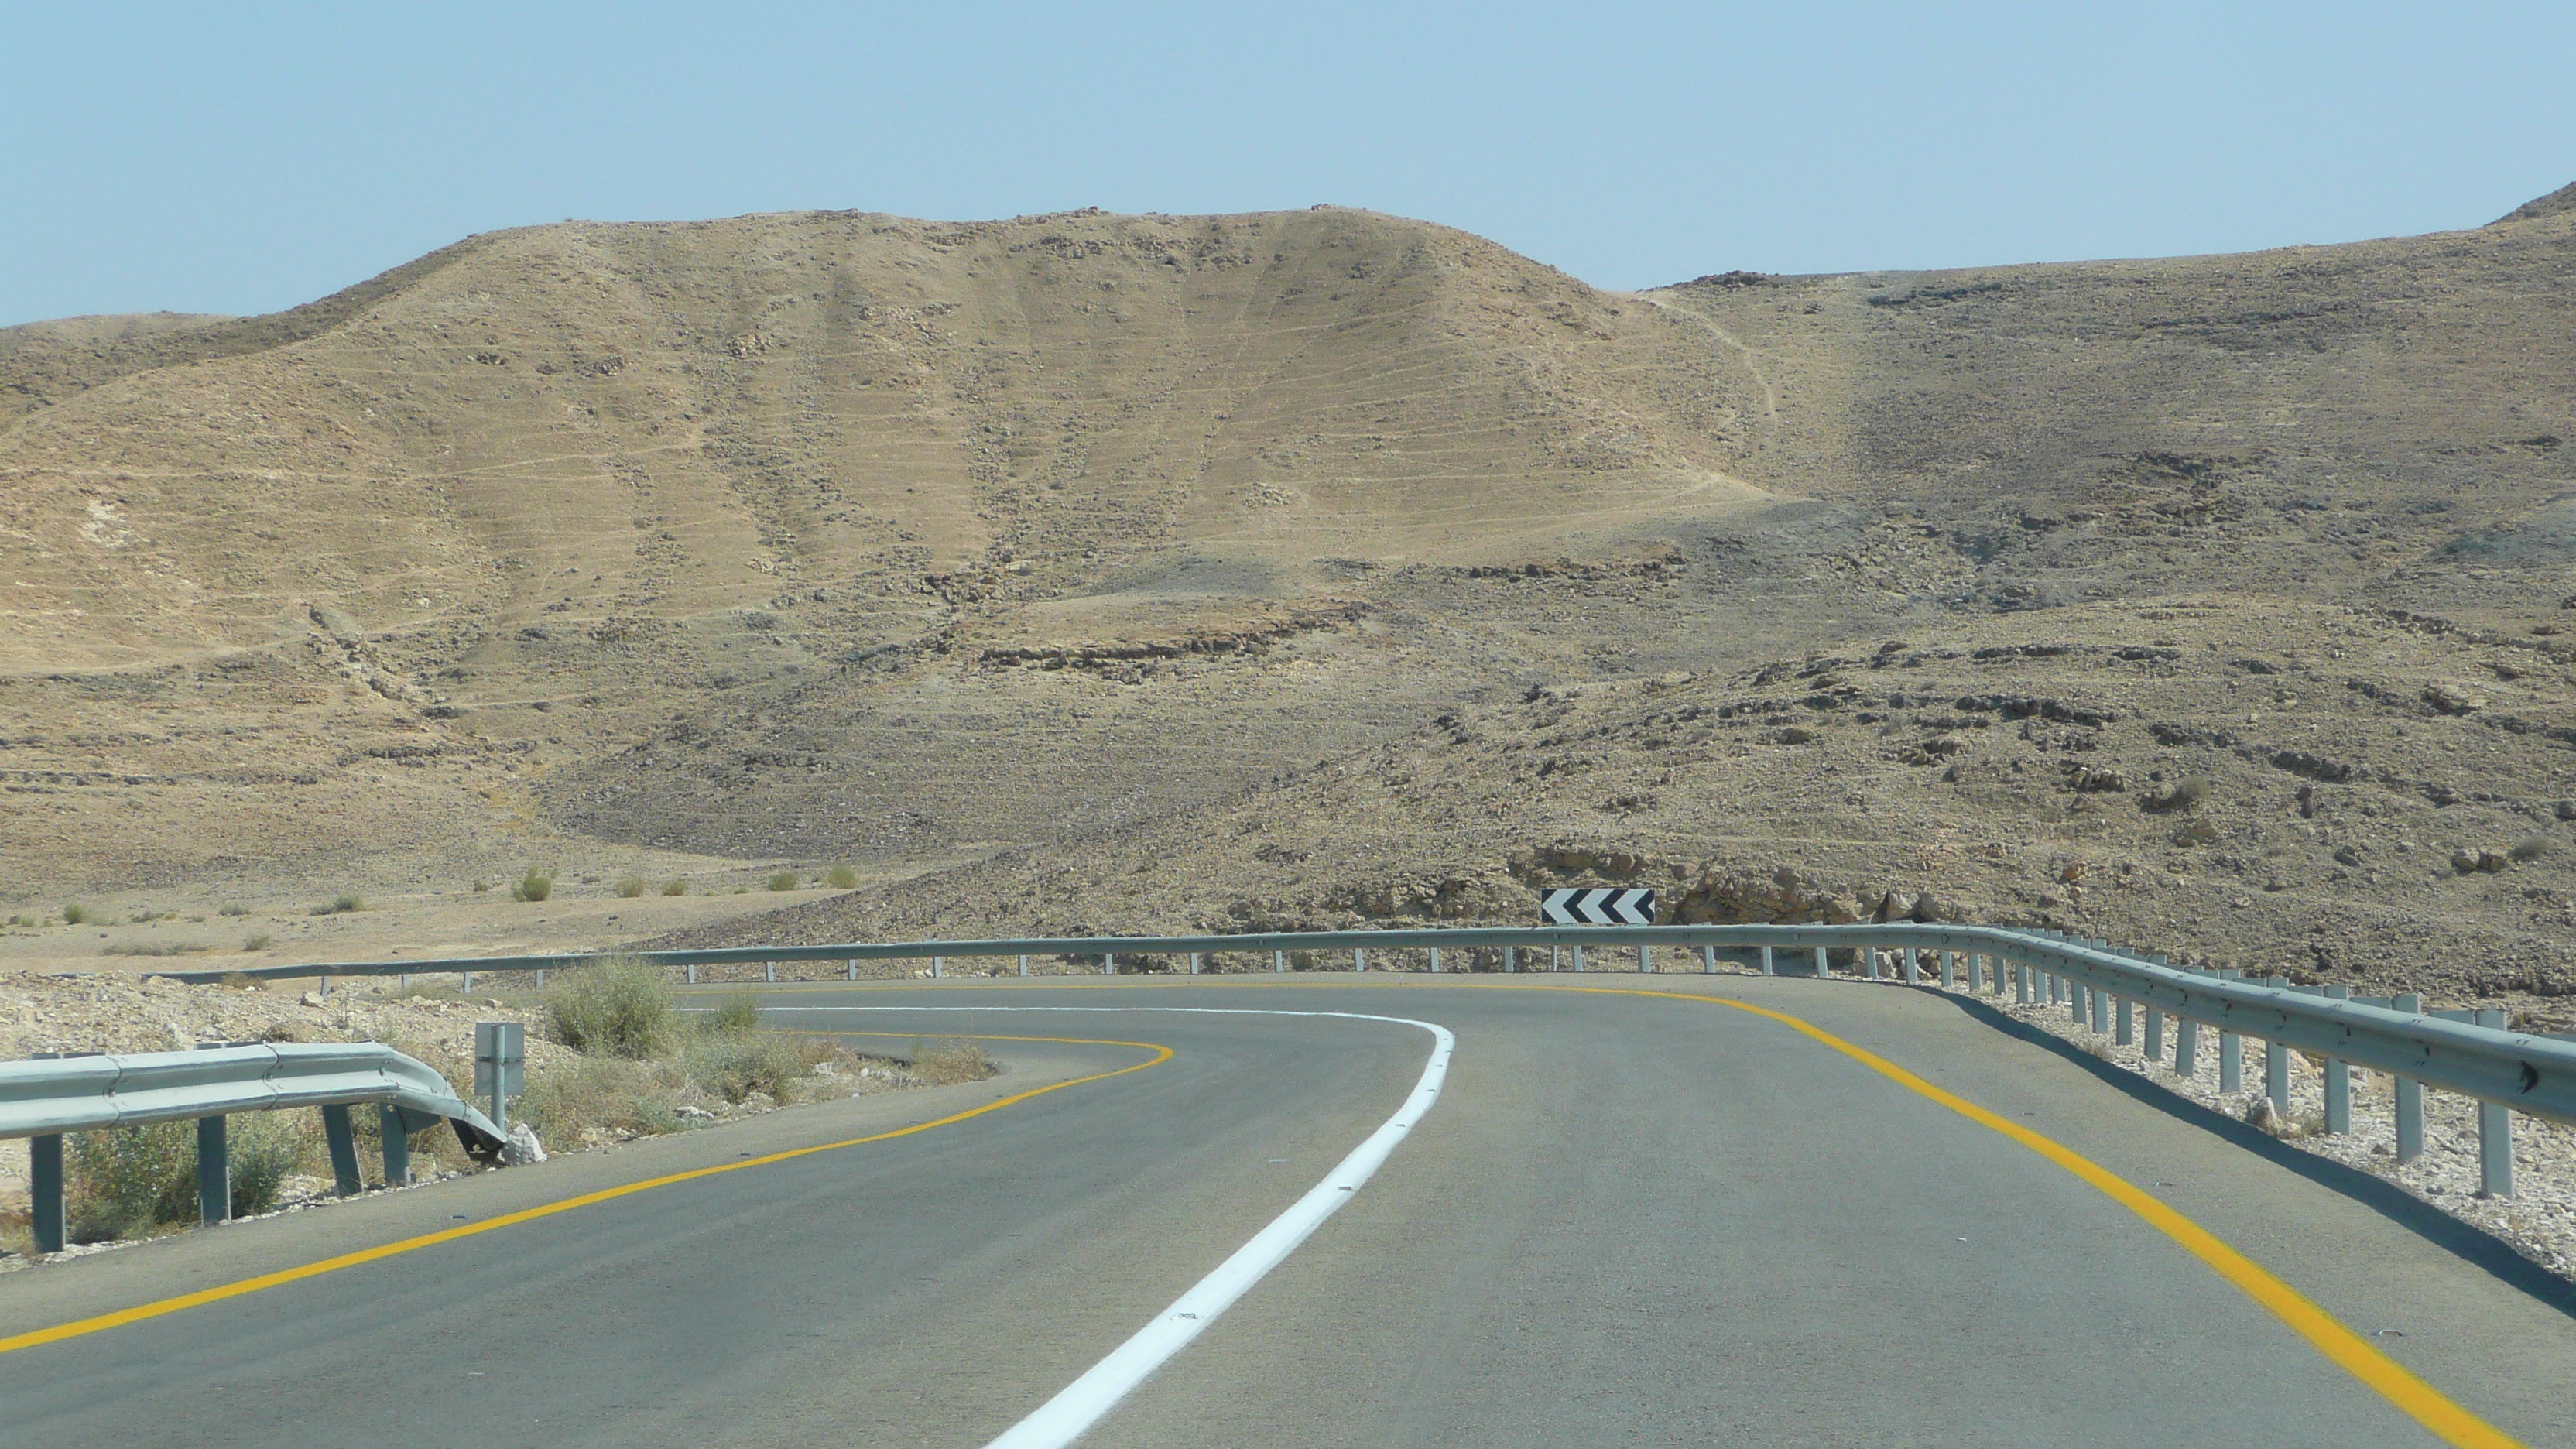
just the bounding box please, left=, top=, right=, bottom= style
left=3, top=975, right=2572, bottom=1447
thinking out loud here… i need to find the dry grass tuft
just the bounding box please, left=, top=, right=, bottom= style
left=911, top=1037, right=1001, bottom=1086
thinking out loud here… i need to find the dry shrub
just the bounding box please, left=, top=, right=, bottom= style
left=911, top=1038, right=999, bottom=1086
left=615, top=876, right=648, bottom=898
left=684, top=1033, right=807, bottom=1104
left=660, top=879, right=687, bottom=896
left=521, top=1054, right=680, bottom=1141
left=546, top=957, right=672, bottom=1058
left=703, top=990, right=761, bottom=1036
left=766, top=871, right=799, bottom=892
left=826, top=865, right=859, bottom=889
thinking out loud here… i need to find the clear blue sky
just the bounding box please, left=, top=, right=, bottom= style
left=4, top=2, right=2569, bottom=326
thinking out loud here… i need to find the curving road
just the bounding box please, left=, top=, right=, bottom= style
left=2, top=975, right=2572, bottom=1447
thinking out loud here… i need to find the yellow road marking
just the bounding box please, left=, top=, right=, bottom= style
left=790, top=972, right=2522, bottom=1448
left=0, top=1034, right=1171, bottom=1358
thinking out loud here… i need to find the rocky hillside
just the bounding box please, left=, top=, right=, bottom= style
left=6, top=190, right=2575, bottom=1005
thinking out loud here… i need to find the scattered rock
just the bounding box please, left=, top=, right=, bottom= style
left=500, top=1123, right=547, bottom=1166
left=2425, top=682, right=2490, bottom=714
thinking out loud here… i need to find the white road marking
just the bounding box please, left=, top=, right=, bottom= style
left=755, top=1004, right=1454, bottom=1449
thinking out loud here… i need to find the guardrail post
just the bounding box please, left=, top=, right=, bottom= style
left=1810, top=946, right=1827, bottom=979
left=30, top=1133, right=64, bottom=1253
left=531, top=968, right=542, bottom=992
left=1864, top=948, right=1879, bottom=981
left=2263, top=978, right=2293, bottom=1114
left=1191, top=952, right=1204, bottom=975
left=1102, top=953, right=1115, bottom=978
left=1355, top=947, right=1368, bottom=972
left=2216, top=968, right=2244, bottom=1092
left=934, top=956, right=945, bottom=978
left=1903, top=947, right=1920, bottom=985
left=2115, top=996, right=2132, bottom=1046
left=379, top=1104, right=410, bottom=1187
left=2475, top=1008, right=2513, bottom=1196
left=1276, top=950, right=1287, bottom=975
left=461, top=971, right=474, bottom=994
left=399, top=972, right=409, bottom=991
left=322, top=1103, right=362, bottom=1197
left=1571, top=944, right=1584, bottom=973
left=1508, top=946, right=1520, bottom=972
left=2479, top=1098, right=2513, bottom=1197
left=1759, top=945, right=1774, bottom=975
left=319, top=973, right=330, bottom=999
left=2321, top=985, right=2351, bottom=1134
left=1701, top=944, right=1717, bottom=974
left=1938, top=950, right=1954, bottom=989
left=2394, top=992, right=2424, bottom=1162
left=197, top=1115, right=230, bottom=1225
left=1637, top=944, right=1651, bottom=974
left=766, top=961, right=776, bottom=983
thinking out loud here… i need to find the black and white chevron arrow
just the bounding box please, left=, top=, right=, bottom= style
left=1539, top=887, right=1656, bottom=926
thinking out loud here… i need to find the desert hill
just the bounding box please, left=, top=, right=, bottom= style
left=5, top=193, right=2575, bottom=1003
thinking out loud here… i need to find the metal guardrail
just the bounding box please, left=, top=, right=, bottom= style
left=132, top=920, right=2576, bottom=1150
left=2, top=1042, right=505, bottom=1255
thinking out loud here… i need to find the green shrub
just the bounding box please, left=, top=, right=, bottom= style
left=513, top=869, right=553, bottom=903
left=68, top=1122, right=195, bottom=1240
left=660, top=879, right=687, bottom=896
left=546, top=957, right=670, bottom=1058
left=702, top=990, right=762, bottom=1036
left=766, top=871, right=799, bottom=892
left=243, top=932, right=273, bottom=952
left=471, top=879, right=492, bottom=893
left=615, top=876, right=647, bottom=898
left=67, top=1113, right=308, bottom=1241
left=226, top=1113, right=309, bottom=1217
left=63, top=903, right=88, bottom=925
left=683, top=1033, right=806, bottom=1105
left=218, top=903, right=250, bottom=916
left=102, top=941, right=208, bottom=957
left=311, top=892, right=364, bottom=916
left=2511, top=834, right=2554, bottom=863
left=826, top=865, right=859, bottom=889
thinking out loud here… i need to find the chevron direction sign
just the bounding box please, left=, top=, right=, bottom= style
left=1540, top=888, right=1656, bottom=926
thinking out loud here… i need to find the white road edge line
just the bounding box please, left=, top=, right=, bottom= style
left=752, top=1005, right=1455, bottom=1449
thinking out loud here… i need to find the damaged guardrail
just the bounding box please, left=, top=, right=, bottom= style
left=1, top=1042, right=505, bottom=1255
left=127, top=920, right=2576, bottom=1202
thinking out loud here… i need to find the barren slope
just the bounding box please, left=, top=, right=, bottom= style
left=6, top=194, right=2576, bottom=1007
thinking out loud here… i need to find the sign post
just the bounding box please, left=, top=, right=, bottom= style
left=474, top=1021, right=525, bottom=1132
